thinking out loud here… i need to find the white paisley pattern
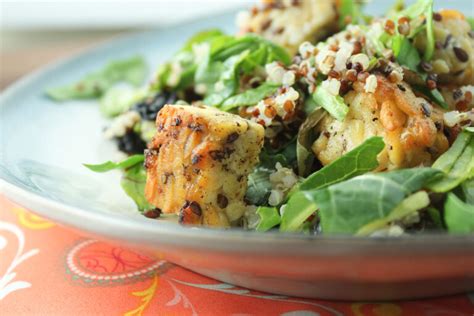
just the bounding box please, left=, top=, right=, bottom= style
left=0, top=221, right=39, bottom=300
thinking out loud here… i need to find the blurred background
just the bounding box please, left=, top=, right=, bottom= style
left=0, top=0, right=252, bottom=89
left=1, top=0, right=472, bottom=90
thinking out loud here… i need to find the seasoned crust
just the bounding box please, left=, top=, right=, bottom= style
left=145, top=104, right=264, bottom=227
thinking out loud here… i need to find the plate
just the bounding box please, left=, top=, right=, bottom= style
left=1, top=9, right=473, bottom=301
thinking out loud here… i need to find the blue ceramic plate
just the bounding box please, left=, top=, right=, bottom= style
left=1, top=4, right=473, bottom=300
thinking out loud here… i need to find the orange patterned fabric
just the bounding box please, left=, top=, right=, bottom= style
left=1, top=196, right=473, bottom=316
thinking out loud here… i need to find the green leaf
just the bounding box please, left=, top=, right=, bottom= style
left=121, top=163, right=154, bottom=212
left=203, top=50, right=250, bottom=107
left=220, top=83, right=280, bottom=111
left=338, top=0, right=364, bottom=29
left=312, top=86, right=349, bottom=121
left=47, top=56, right=147, bottom=101
left=356, top=191, right=430, bottom=235
left=245, top=168, right=273, bottom=205
left=462, top=178, right=474, bottom=205
left=83, top=155, right=144, bottom=173
left=256, top=207, right=281, bottom=232
left=444, top=193, right=474, bottom=233
left=280, top=137, right=385, bottom=232
left=296, top=107, right=326, bottom=177
left=299, top=136, right=385, bottom=191
left=258, top=149, right=290, bottom=169
left=423, top=0, right=435, bottom=61
left=305, top=168, right=440, bottom=234
left=279, top=192, right=318, bottom=232
left=392, top=35, right=421, bottom=72
left=182, top=29, right=225, bottom=52
left=99, top=87, right=146, bottom=117
left=468, top=17, right=474, bottom=30
left=429, top=132, right=474, bottom=192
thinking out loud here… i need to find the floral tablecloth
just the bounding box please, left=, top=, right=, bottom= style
left=1, top=196, right=473, bottom=316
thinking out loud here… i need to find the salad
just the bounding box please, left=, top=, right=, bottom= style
left=47, top=0, right=474, bottom=236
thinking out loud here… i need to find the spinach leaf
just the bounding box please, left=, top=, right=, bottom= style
left=296, top=107, right=326, bottom=176
left=84, top=155, right=144, bottom=173
left=444, top=193, right=474, bottom=233
left=99, top=87, right=146, bottom=117
left=468, top=17, right=474, bottom=30
left=203, top=50, right=250, bottom=107
left=182, top=29, right=225, bottom=52
left=121, top=163, right=154, bottom=212
left=280, top=137, right=385, bottom=232
left=338, top=0, right=364, bottom=29
left=356, top=191, right=430, bottom=235
left=305, top=168, right=440, bottom=234
left=256, top=207, right=281, bottom=232
left=259, top=149, right=290, bottom=169
left=392, top=35, right=421, bottom=72
left=47, top=56, right=147, bottom=101
left=220, top=83, right=280, bottom=111
left=245, top=168, right=273, bottom=205
left=279, top=192, right=317, bottom=232
left=429, top=132, right=474, bottom=192
left=312, top=85, right=349, bottom=121
left=462, top=178, right=474, bottom=205
left=299, top=136, right=385, bottom=191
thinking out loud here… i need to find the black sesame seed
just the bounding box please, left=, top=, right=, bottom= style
left=419, top=61, right=433, bottom=72
left=397, top=84, right=406, bottom=92
left=217, top=194, right=228, bottom=209
left=453, top=89, right=463, bottom=100
left=191, top=155, right=201, bottom=165
left=226, top=132, right=240, bottom=143
left=443, top=35, right=453, bottom=49
left=421, top=103, right=431, bottom=117
left=435, top=121, right=443, bottom=131
left=453, top=47, right=469, bottom=62
left=188, top=201, right=202, bottom=216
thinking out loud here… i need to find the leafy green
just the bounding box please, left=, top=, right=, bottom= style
left=121, top=163, right=154, bottom=212
left=47, top=56, right=147, bottom=101
left=304, top=168, right=440, bottom=234
left=182, top=29, right=225, bottom=52
left=462, top=178, right=474, bottom=205
left=312, top=86, right=349, bottom=121
left=84, top=155, right=152, bottom=212
left=99, top=87, right=146, bottom=117
left=338, top=0, right=364, bottom=29
left=356, top=191, right=430, bottom=235
left=245, top=168, right=273, bottom=205
left=256, top=207, right=281, bottom=232
left=84, top=155, right=144, bottom=173
left=259, top=150, right=291, bottom=170
left=427, top=207, right=444, bottom=229
left=299, top=137, right=385, bottom=191
left=468, top=17, right=474, bottom=30
left=444, top=193, right=474, bottom=233
left=279, top=192, right=317, bottom=232
left=220, top=83, right=280, bottom=111
left=296, top=107, right=326, bottom=177
left=280, top=137, right=385, bottom=232
left=429, top=132, right=474, bottom=192
left=392, top=35, right=421, bottom=72
left=423, top=0, right=435, bottom=61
